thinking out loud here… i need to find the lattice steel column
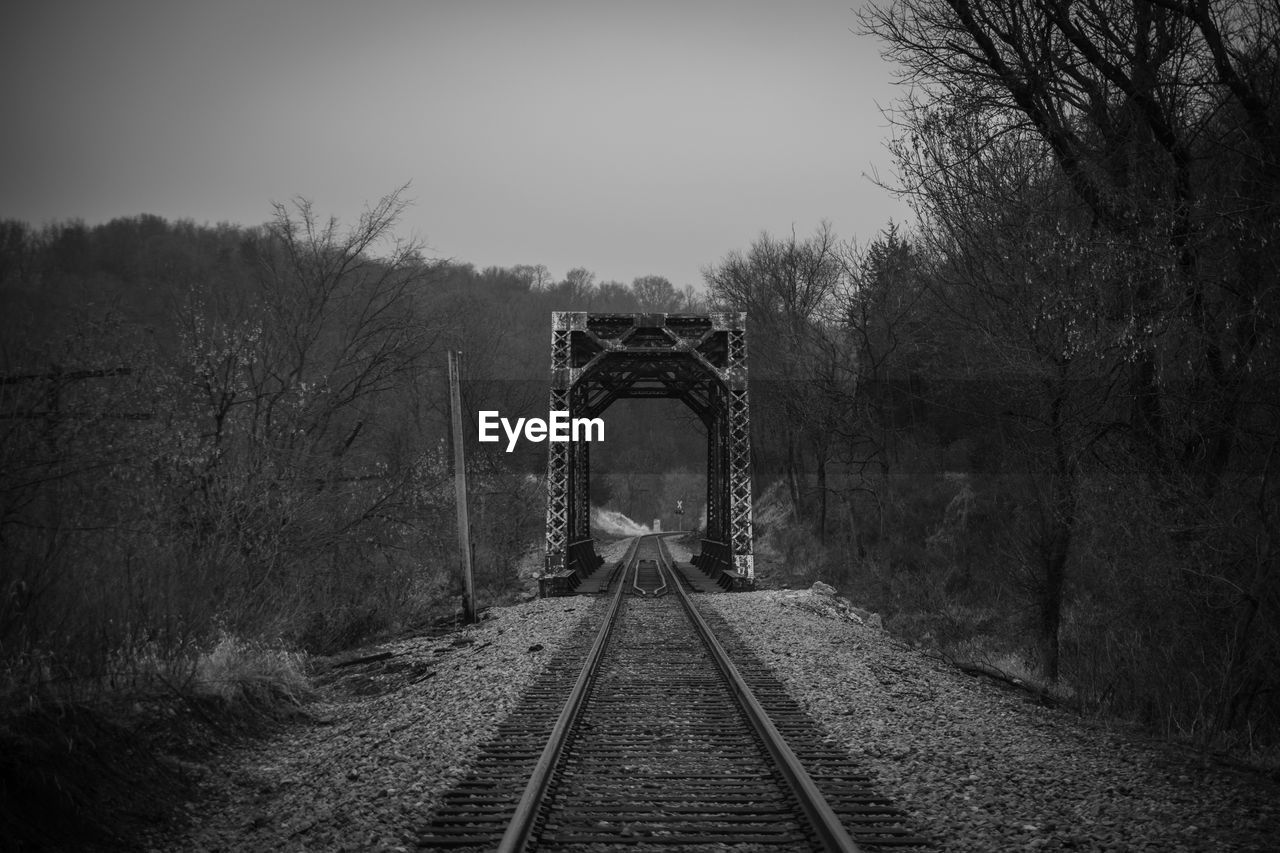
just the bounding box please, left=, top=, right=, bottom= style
left=544, top=314, right=572, bottom=573
left=571, top=389, right=592, bottom=542
left=726, top=324, right=754, bottom=580
left=705, top=412, right=717, bottom=542
left=705, top=390, right=726, bottom=544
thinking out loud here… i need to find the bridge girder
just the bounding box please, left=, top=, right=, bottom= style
left=544, top=312, right=754, bottom=581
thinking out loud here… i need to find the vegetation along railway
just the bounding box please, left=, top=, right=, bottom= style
left=420, top=533, right=930, bottom=851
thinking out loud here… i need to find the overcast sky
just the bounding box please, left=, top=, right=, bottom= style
left=3, top=0, right=911, bottom=290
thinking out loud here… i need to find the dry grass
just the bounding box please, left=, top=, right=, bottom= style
left=0, top=630, right=317, bottom=850
left=191, top=632, right=312, bottom=709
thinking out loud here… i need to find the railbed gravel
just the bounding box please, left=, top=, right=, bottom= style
left=147, top=595, right=606, bottom=852
left=697, top=588, right=1280, bottom=852
left=147, top=561, right=1278, bottom=851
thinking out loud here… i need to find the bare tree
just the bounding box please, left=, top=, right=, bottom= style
left=630, top=275, right=683, bottom=312
left=861, top=0, right=1280, bottom=491
left=170, top=186, right=453, bottom=643
left=704, top=223, right=849, bottom=526
left=861, top=0, right=1280, bottom=719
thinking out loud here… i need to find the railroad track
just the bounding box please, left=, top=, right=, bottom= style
left=420, top=535, right=929, bottom=851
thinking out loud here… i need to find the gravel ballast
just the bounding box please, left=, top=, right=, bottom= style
left=149, top=596, right=605, bottom=852
left=147, top=574, right=1278, bottom=851
left=698, top=588, right=1280, bottom=852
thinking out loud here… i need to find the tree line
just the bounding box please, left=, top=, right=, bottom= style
left=0, top=193, right=705, bottom=707
left=701, top=0, right=1278, bottom=755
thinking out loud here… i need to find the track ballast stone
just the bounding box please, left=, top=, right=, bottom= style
left=699, top=588, right=1280, bottom=852
left=145, top=580, right=1279, bottom=851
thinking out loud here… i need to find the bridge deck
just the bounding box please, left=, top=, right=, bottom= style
left=574, top=545, right=724, bottom=595
left=573, top=565, right=616, bottom=595
left=668, top=555, right=725, bottom=593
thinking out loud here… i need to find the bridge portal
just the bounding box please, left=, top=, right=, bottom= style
left=543, top=312, right=754, bottom=590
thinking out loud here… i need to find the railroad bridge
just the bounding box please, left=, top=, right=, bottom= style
left=542, top=311, right=754, bottom=593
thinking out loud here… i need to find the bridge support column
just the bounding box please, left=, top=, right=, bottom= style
left=544, top=319, right=571, bottom=575
left=571, top=420, right=591, bottom=542
left=727, top=384, right=754, bottom=581
left=705, top=398, right=725, bottom=545
left=725, top=317, right=753, bottom=580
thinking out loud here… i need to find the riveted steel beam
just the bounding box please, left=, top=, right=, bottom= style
left=543, top=312, right=754, bottom=585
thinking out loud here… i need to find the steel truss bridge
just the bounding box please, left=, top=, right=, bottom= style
left=543, top=311, right=754, bottom=590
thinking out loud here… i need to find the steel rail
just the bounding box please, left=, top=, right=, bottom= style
left=494, top=536, right=640, bottom=853
left=651, top=536, right=670, bottom=596
left=655, top=537, right=864, bottom=853
left=630, top=547, right=649, bottom=596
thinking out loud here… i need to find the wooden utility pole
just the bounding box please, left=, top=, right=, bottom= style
left=448, top=351, right=476, bottom=624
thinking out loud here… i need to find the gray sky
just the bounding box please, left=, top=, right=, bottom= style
left=3, top=0, right=910, bottom=290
